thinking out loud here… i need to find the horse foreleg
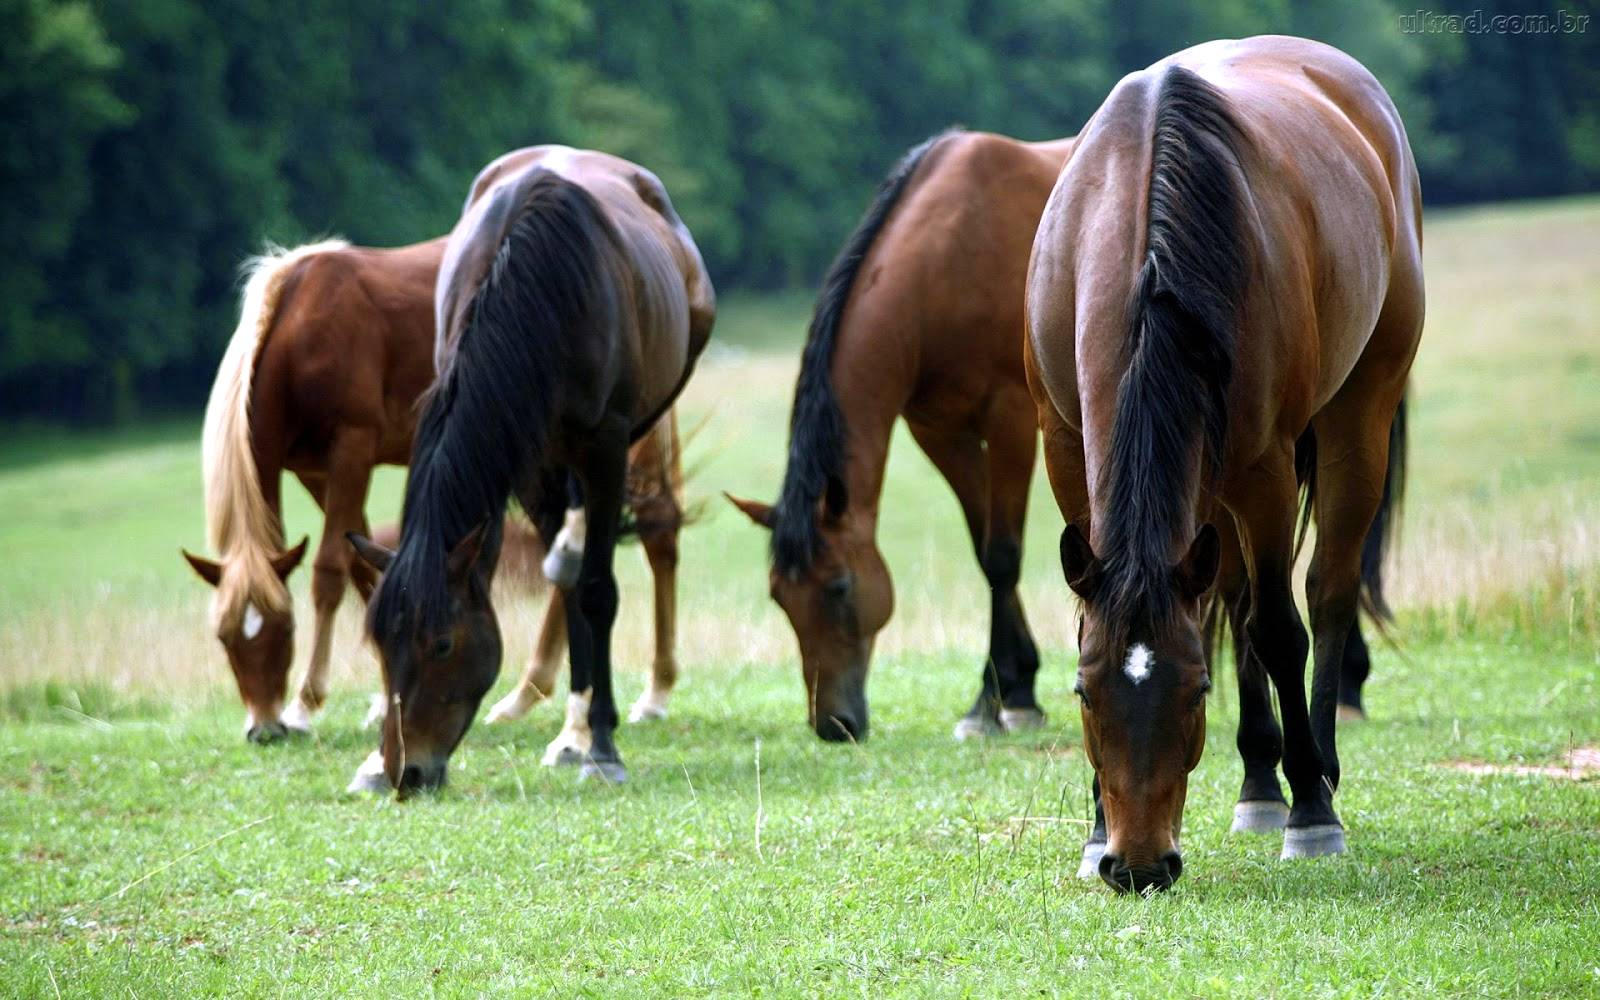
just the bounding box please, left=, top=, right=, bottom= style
left=1230, top=446, right=1340, bottom=859
left=574, top=429, right=629, bottom=783
left=983, top=388, right=1043, bottom=732
left=906, top=421, right=1002, bottom=740
left=1217, top=517, right=1290, bottom=833
left=287, top=432, right=375, bottom=730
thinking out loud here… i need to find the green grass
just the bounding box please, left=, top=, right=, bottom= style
left=2, top=197, right=1599, bottom=996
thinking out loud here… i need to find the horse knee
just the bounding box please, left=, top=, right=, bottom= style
left=578, top=575, right=620, bottom=627
left=981, top=537, right=1023, bottom=592
left=311, top=562, right=347, bottom=610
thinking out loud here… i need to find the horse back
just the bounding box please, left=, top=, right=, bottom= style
left=254, top=237, right=445, bottom=469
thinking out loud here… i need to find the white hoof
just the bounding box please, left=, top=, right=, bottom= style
left=279, top=698, right=315, bottom=734
left=1231, top=800, right=1290, bottom=834
left=1078, top=839, right=1107, bottom=879
left=541, top=690, right=593, bottom=766
left=999, top=707, right=1047, bottom=732
left=578, top=757, right=628, bottom=783
left=1281, top=824, right=1347, bottom=859
left=361, top=693, right=387, bottom=730
left=345, top=751, right=389, bottom=794
left=1336, top=704, right=1367, bottom=723
left=486, top=686, right=544, bottom=724
left=627, top=689, right=670, bottom=724
left=541, top=509, right=586, bottom=588
left=953, top=714, right=1001, bottom=741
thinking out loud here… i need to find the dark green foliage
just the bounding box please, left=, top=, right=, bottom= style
left=2, top=0, right=1596, bottom=420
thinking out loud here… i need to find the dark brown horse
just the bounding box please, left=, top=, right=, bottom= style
left=182, top=238, right=688, bottom=744
left=349, top=146, right=714, bottom=794
left=1027, top=36, right=1423, bottom=891
left=729, top=130, right=1075, bottom=742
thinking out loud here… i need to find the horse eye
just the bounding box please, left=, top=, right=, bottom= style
left=824, top=574, right=852, bottom=600
left=430, top=636, right=455, bottom=660
left=1073, top=679, right=1091, bottom=710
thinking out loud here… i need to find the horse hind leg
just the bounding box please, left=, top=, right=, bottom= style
left=487, top=589, right=567, bottom=724
left=628, top=499, right=681, bottom=723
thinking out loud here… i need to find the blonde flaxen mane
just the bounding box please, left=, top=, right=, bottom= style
left=200, top=239, right=347, bottom=628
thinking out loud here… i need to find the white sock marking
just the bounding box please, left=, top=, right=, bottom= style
left=1124, top=643, right=1154, bottom=684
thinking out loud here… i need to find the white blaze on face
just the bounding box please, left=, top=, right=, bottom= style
left=1124, top=643, right=1154, bottom=685
left=242, top=602, right=264, bottom=641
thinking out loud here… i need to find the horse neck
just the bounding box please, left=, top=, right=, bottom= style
left=830, top=328, right=917, bottom=536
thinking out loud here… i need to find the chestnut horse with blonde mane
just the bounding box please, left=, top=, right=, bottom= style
left=1027, top=36, right=1423, bottom=892
left=182, top=235, right=686, bottom=744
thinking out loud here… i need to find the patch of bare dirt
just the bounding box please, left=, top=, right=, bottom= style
left=1442, top=745, right=1600, bottom=779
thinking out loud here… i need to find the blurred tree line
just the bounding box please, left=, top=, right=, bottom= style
left=3, top=0, right=1596, bottom=420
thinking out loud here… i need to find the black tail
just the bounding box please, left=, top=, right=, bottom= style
left=374, top=172, right=620, bottom=637
left=1293, top=392, right=1408, bottom=623
left=1361, top=395, right=1407, bottom=621
left=1099, top=67, right=1248, bottom=628
left=771, top=129, right=960, bottom=577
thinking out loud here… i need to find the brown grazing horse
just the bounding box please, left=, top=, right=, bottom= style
left=349, top=145, right=714, bottom=794
left=183, top=239, right=688, bottom=744
left=182, top=238, right=440, bottom=742
left=1027, top=36, right=1423, bottom=891
left=729, top=130, right=1076, bottom=742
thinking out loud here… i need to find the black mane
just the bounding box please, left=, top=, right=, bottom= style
left=371, top=172, right=620, bottom=640
left=1099, top=66, right=1248, bottom=629
left=772, top=129, right=958, bottom=576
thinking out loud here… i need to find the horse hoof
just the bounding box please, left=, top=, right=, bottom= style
left=578, top=758, right=627, bottom=784
left=999, top=707, right=1046, bottom=732
left=542, top=745, right=585, bottom=768
left=279, top=699, right=315, bottom=734
left=1077, top=839, right=1108, bottom=879
left=1231, top=800, right=1290, bottom=834
left=952, top=714, right=1001, bottom=741
left=627, top=698, right=668, bottom=724
left=1281, top=824, right=1347, bottom=859
left=345, top=751, right=389, bottom=795
left=1336, top=704, right=1367, bottom=723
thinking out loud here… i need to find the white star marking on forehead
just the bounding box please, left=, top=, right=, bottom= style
left=242, top=602, right=264, bottom=641
left=1124, top=643, right=1153, bottom=684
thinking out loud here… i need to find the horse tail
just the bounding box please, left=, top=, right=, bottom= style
left=200, top=239, right=347, bottom=612
left=1360, top=392, right=1408, bottom=622
left=772, top=128, right=960, bottom=575
left=1293, top=389, right=1408, bottom=626
left=1099, top=66, right=1248, bottom=624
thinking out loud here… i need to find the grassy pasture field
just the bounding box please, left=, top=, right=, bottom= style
left=1, top=198, right=1598, bottom=997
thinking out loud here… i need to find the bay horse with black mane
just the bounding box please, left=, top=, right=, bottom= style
left=181, top=237, right=689, bottom=745
left=728, top=130, right=1076, bottom=742
left=349, top=146, right=714, bottom=795
left=1027, top=35, right=1423, bottom=891
left=729, top=126, right=1400, bottom=744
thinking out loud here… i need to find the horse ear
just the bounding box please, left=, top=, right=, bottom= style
left=1176, top=523, right=1221, bottom=602
left=724, top=493, right=775, bottom=530
left=823, top=475, right=848, bottom=521
left=347, top=532, right=395, bottom=573
left=272, top=536, right=309, bottom=580
left=182, top=549, right=222, bottom=587
left=1059, top=523, right=1102, bottom=601
left=447, top=520, right=490, bottom=580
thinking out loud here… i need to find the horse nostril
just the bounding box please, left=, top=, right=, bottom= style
left=819, top=710, right=870, bottom=742
left=400, top=764, right=423, bottom=789
left=1163, top=851, right=1184, bottom=885
left=1098, top=852, right=1130, bottom=892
